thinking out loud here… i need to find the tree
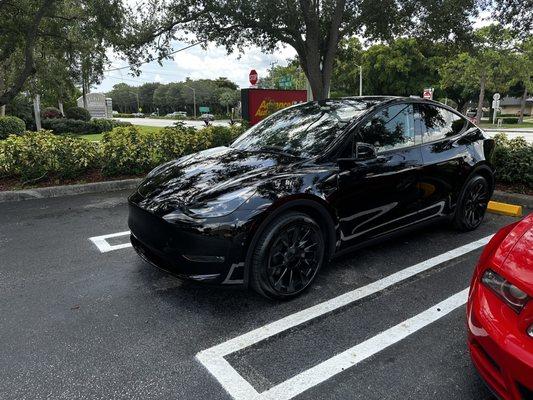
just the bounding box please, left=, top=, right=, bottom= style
left=492, top=0, right=532, bottom=38
left=439, top=25, right=517, bottom=122
left=260, top=60, right=307, bottom=90
left=120, top=0, right=481, bottom=100
left=0, top=0, right=126, bottom=108
left=218, top=89, right=239, bottom=115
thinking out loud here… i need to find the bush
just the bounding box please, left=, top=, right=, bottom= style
left=0, top=131, right=99, bottom=181
left=41, top=107, right=62, bottom=119
left=5, top=96, right=36, bottom=130
left=500, top=117, right=519, bottom=124
left=492, top=133, right=533, bottom=188
left=42, top=118, right=94, bottom=134
left=41, top=118, right=132, bottom=135
left=65, top=106, right=91, bottom=121
left=0, top=116, right=26, bottom=139
left=0, top=123, right=247, bottom=183
left=100, top=124, right=245, bottom=176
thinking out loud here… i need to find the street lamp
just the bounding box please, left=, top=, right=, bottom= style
left=354, top=64, right=363, bottom=96
left=184, top=84, right=196, bottom=118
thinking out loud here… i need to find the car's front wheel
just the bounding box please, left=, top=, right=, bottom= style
left=453, top=175, right=490, bottom=231
left=250, top=212, right=326, bottom=300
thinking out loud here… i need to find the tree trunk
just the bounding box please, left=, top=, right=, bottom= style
left=58, top=100, right=64, bottom=116
left=82, top=78, right=88, bottom=109
left=33, top=94, right=41, bottom=131
left=519, top=87, right=527, bottom=124
left=0, top=0, right=55, bottom=107
left=475, top=75, right=486, bottom=124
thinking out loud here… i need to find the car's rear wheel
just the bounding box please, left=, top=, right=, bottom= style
left=250, top=212, right=325, bottom=300
left=453, top=175, right=490, bottom=231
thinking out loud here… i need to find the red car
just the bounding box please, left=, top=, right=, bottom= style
left=467, top=212, right=533, bottom=399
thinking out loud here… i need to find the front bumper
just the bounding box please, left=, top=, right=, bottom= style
left=467, top=283, right=533, bottom=400
left=128, top=202, right=251, bottom=284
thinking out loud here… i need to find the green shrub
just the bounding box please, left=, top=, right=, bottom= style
left=492, top=133, right=533, bottom=188
left=65, top=106, right=91, bottom=121
left=41, top=118, right=132, bottom=135
left=500, top=117, right=519, bottom=124
left=42, top=107, right=62, bottom=119
left=100, top=126, right=158, bottom=176
left=0, top=116, right=26, bottom=139
left=0, top=131, right=99, bottom=181
left=5, top=95, right=35, bottom=130
left=100, top=124, right=244, bottom=176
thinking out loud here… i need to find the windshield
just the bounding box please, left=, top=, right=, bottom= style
left=231, top=99, right=379, bottom=157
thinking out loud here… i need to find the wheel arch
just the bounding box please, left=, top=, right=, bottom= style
left=468, top=162, right=495, bottom=196
left=243, top=196, right=338, bottom=287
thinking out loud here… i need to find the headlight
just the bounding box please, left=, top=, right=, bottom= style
left=186, top=187, right=256, bottom=218
left=528, top=324, right=533, bottom=338
left=482, top=269, right=529, bottom=313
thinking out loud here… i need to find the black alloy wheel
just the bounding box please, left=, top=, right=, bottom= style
left=250, top=212, right=326, bottom=299
left=454, top=175, right=490, bottom=231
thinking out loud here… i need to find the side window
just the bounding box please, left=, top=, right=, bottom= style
left=416, top=104, right=466, bottom=142
left=358, top=104, right=415, bottom=152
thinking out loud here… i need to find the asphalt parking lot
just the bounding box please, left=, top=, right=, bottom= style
left=0, top=190, right=525, bottom=399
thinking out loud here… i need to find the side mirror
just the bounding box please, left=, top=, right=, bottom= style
left=354, top=142, right=377, bottom=160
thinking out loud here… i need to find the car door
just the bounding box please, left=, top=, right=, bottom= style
left=415, top=103, right=472, bottom=219
left=335, top=102, right=425, bottom=248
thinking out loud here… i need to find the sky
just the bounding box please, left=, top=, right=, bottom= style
left=94, top=41, right=298, bottom=93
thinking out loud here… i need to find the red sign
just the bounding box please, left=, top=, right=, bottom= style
left=249, top=69, right=258, bottom=86
left=241, top=88, right=307, bottom=125
left=423, top=88, right=433, bottom=100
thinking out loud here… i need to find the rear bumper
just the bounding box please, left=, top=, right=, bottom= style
left=467, top=283, right=533, bottom=400
left=128, top=202, right=249, bottom=284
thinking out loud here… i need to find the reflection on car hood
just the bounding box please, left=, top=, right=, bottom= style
left=133, top=146, right=299, bottom=214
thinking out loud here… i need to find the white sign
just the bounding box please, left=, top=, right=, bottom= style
left=493, top=93, right=500, bottom=101
left=492, top=99, right=500, bottom=109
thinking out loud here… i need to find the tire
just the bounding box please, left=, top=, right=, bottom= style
left=249, top=212, right=326, bottom=300
left=453, top=175, right=490, bottom=231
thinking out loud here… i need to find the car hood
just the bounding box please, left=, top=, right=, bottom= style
left=493, top=213, right=533, bottom=293
left=131, top=146, right=301, bottom=214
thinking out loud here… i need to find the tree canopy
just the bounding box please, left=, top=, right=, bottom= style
left=120, top=0, right=483, bottom=100
left=0, top=0, right=125, bottom=107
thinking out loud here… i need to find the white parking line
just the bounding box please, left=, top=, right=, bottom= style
left=89, top=230, right=131, bottom=253
left=196, top=234, right=493, bottom=400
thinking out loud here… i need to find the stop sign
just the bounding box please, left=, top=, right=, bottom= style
left=249, top=69, right=258, bottom=86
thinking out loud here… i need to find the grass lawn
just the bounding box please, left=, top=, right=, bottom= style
left=79, top=125, right=163, bottom=141
left=478, top=121, right=533, bottom=129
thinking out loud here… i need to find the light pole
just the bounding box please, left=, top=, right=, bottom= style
left=184, top=84, right=196, bottom=118
left=354, top=64, right=363, bottom=96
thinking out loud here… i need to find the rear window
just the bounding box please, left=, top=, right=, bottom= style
left=416, top=104, right=466, bottom=142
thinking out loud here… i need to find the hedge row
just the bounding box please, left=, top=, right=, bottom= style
left=0, top=124, right=245, bottom=183
left=0, top=128, right=530, bottom=189
left=41, top=118, right=132, bottom=134
left=492, top=133, right=533, bottom=187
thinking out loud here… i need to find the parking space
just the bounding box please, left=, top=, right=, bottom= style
left=0, top=190, right=524, bottom=399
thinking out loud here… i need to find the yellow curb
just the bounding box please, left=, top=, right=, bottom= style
left=487, top=201, right=522, bottom=217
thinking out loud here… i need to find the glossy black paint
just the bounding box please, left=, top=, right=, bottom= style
left=128, top=96, right=495, bottom=286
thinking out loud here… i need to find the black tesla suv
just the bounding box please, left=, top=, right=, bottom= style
left=128, top=96, right=495, bottom=299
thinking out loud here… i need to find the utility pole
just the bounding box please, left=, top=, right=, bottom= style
left=184, top=84, right=196, bottom=118
left=354, top=64, right=363, bottom=96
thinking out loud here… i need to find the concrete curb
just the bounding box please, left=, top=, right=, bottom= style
left=0, top=178, right=141, bottom=203
left=491, top=190, right=533, bottom=210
